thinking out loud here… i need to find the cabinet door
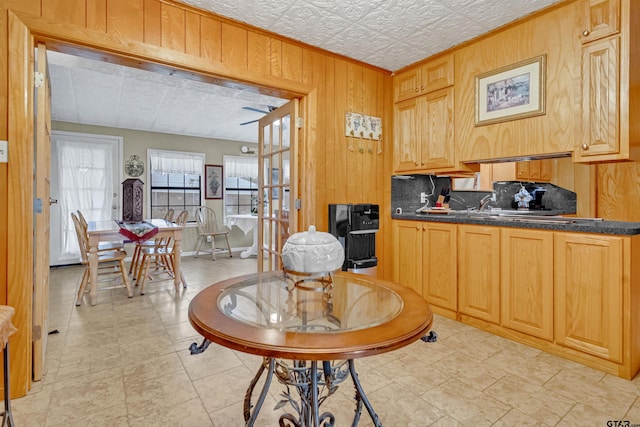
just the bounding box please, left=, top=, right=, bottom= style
left=554, top=233, right=623, bottom=363
left=422, top=223, right=457, bottom=311
left=515, top=161, right=530, bottom=180
left=501, top=229, right=554, bottom=340
left=393, top=98, right=421, bottom=171
left=581, top=0, right=620, bottom=43
left=421, top=54, right=454, bottom=93
left=394, top=67, right=422, bottom=102
left=393, top=221, right=422, bottom=296
left=578, top=36, right=620, bottom=159
left=422, top=87, right=454, bottom=169
left=458, top=225, right=500, bottom=324
left=539, top=159, right=552, bottom=181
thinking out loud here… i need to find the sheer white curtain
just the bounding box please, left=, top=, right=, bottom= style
left=149, top=149, right=204, bottom=174
left=57, top=139, right=116, bottom=261
left=225, top=155, right=258, bottom=178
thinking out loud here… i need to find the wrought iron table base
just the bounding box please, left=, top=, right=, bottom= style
left=243, top=357, right=382, bottom=427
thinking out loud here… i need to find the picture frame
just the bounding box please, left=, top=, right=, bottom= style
left=475, top=54, right=546, bottom=126
left=204, top=164, right=223, bottom=199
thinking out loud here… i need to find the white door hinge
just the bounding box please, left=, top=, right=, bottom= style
left=34, top=72, right=44, bottom=88
left=294, top=199, right=302, bottom=210
left=295, top=117, right=304, bottom=128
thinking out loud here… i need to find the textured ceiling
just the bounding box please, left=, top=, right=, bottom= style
left=176, top=0, right=562, bottom=71
left=49, top=0, right=562, bottom=143
left=48, top=51, right=286, bottom=143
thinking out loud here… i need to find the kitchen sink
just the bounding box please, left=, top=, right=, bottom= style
left=470, top=209, right=557, bottom=216
left=466, top=213, right=603, bottom=225
left=467, top=214, right=572, bottom=224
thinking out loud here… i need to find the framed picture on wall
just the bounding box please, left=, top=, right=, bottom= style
left=205, top=164, right=223, bottom=199
left=475, top=54, right=546, bottom=126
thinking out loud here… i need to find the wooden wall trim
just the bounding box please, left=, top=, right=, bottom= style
left=14, top=12, right=312, bottom=99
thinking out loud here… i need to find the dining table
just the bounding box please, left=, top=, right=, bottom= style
left=188, top=270, right=433, bottom=426
left=226, top=213, right=259, bottom=258
left=86, top=218, right=183, bottom=305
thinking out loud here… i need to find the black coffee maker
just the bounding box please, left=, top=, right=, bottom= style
left=328, top=204, right=379, bottom=274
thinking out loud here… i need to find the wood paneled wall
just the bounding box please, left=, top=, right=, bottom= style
left=0, top=0, right=393, bottom=397
left=598, top=162, right=640, bottom=221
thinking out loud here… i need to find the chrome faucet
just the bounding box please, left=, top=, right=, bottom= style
left=479, top=193, right=495, bottom=211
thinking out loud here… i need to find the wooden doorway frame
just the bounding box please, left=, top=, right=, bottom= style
left=6, top=10, right=315, bottom=397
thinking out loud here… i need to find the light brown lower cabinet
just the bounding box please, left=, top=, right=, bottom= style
left=392, top=219, right=640, bottom=379
left=421, top=223, right=457, bottom=312
left=554, top=232, right=624, bottom=363
left=500, top=229, right=554, bottom=341
left=393, top=221, right=422, bottom=297
left=393, top=221, right=457, bottom=315
left=457, top=225, right=500, bottom=324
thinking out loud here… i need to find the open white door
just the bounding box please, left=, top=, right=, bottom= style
left=257, top=99, right=299, bottom=272
left=49, top=131, right=122, bottom=266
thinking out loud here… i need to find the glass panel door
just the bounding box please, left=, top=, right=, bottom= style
left=257, top=100, right=298, bottom=271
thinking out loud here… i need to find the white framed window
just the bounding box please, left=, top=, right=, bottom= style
left=147, top=149, right=205, bottom=222
left=223, top=155, right=258, bottom=216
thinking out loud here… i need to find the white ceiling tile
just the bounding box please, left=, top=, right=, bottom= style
left=269, top=3, right=353, bottom=45
left=332, top=0, right=383, bottom=21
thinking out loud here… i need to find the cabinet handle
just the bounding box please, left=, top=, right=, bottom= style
left=415, top=88, right=419, bottom=92
left=582, top=30, right=590, bottom=36
left=581, top=143, right=589, bottom=150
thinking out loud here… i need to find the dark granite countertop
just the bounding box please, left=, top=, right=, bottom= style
left=391, top=210, right=640, bottom=235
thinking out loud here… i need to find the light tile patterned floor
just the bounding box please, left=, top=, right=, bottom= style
left=12, top=255, right=640, bottom=426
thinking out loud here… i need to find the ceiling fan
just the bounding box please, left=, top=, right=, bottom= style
left=239, top=105, right=278, bottom=125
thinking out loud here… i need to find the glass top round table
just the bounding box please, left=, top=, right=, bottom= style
left=188, top=270, right=433, bottom=360
left=188, top=271, right=433, bottom=426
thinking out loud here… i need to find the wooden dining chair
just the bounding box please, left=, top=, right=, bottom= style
left=71, top=212, right=132, bottom=305
left=194, top=206, right=232, bottom=260
left=129, top=208, right=175, bottom=276
left=136, top=210, right=188, bottom=294
left=76, top=210, right=125, bottom=252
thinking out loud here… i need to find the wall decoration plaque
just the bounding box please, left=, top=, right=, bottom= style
left=125, top=154, right=144, bottom=177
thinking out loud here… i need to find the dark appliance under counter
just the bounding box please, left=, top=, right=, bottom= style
left=329, top=204, right=379, bottom=275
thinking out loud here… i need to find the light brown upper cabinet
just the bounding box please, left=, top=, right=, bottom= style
left=575, top=0, right=640, bottom=162
left=393, top=87, right=455, bottom=171
left=516, top=160, right=552, bottom=182
left=393, top=55, right=476, bottom=174
left=580, top=0, right=620, bottom=43
left=394, top=54, right=454, bottom=102
left=578, top=34, right=620, bottom=159
left=480, top=160, right=552, bottom=187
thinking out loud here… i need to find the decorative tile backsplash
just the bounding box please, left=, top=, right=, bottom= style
left=391, top=174, right=577, bottom=215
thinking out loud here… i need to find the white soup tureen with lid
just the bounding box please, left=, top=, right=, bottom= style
left=281, top=225, right=344, bottom=274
